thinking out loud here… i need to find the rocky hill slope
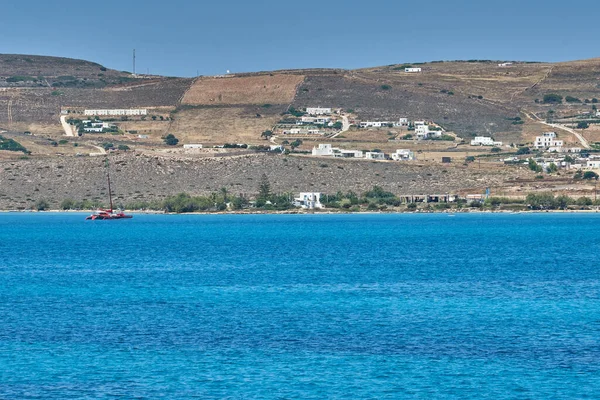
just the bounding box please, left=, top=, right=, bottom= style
left=1, top=54, right=599, bottom=142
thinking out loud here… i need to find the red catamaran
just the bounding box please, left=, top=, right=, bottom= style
left=86, top=158, right=132, bottom=220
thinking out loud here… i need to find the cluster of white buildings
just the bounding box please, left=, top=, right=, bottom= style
left=414, top=121, right=444, bottom=139
left=526, top=154, right=600, bottom=172
left=533, top=132, right=582, bottom=154
left=311, top=144, right=415, bottom=161
left=84, top=109, right=148, bottom=116
left=471, top=136, right=503, bottom=147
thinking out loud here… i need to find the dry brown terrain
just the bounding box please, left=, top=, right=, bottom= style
left=182, top=74, right=305, bottom=105
left=0, top=152, right=532, bottom=210
left=168, top=105, right=284, bottom=145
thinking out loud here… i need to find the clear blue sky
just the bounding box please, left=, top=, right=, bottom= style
left=1, top=0, right=597, bottom=77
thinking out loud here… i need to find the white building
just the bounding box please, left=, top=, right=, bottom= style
left=284, top=128, right=322, bottom=135
left=359, top=121, right=390, bottom=128
left=415, top=124, right=430, bottom=139
left=306, top=107, right=332, bottom=116
left=301, top=116, right=331, bottom=125
left=183, top=144, right=203, bottom=149
left=405, top=68, right=422, bottom=73
left=587, top=160, right=600, bottom=170
left=365, top=152, right=385, bottom=160
left=312, top=144, right=334, bottom=156
left=84, top=109, right=148, bottom=116
left=471, top=136, right=503, bottom=146
left=83, top=121, right=114, bottom=133
left=534, top=132, right=563, bottom=150
left=294, top=193, right=323, bottom=209
left=498, top=62, right=513, bottom=67
left=398, top=117, right=409, bottom=126
left=334, top=149, right=363, bottom=158
left=391, top=149, right=415, bottom=161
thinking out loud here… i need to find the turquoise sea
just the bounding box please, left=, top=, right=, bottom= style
left=0, top=213, right=599, bottom=398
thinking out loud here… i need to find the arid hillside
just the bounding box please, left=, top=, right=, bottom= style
left=0, top=152, right=525, bottom=210
left=1, top=54, right=600, bottom=145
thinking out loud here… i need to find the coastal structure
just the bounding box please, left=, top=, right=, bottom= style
left=294, top=192, right=323, bottom=209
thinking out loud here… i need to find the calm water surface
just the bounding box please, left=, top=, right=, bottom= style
left=0, top=213, right=599, bottom=398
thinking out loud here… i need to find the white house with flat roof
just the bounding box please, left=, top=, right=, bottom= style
left=312, top=143, right=334, bottom=156
left=365, top=152, right=385, bottom=160
left=391, top=149, right=415, bottom=161
left=587, top=160, right=600, bottom=170
left=534, top=132, right=563, bottom=150
left=398, top=117, right=409, bottom=126
left=359, top=121, right=391, bottom=128
left=301, top=116, right=331, bottom=125
left=294, top=193, right=323, bottom=209
left=306, top=107, right=332, bottom=115
left=471, top=136, right=503, bottom=146
left=183, top=144, right=203, bottom=149
left=405, top=67, right=422, bottom=73
left=334, top=149, right=363, bottom=158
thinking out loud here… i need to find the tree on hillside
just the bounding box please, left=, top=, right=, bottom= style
left=577, top=122, right=589, bottom=129
left=163, top=134, right=179, bottom=146
left=258, top=174, right=271, bottom=200
left=583, top=171, right=599, bottom=180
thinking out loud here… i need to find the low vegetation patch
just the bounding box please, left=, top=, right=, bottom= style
left=0, top=136, right=29, bottom=154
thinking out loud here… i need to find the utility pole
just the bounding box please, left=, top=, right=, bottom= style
left=133, top=49, right=136, bottom=76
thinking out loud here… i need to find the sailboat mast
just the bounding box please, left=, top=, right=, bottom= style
left=105, top=158, right=114, bottom=212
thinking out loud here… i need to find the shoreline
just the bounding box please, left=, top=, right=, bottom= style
left=2, top=208, right=599, bottom=215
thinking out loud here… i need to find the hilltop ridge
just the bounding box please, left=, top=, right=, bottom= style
left=1, top=54, right=599, bottom=142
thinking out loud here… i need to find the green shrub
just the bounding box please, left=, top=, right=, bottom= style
left=543, top=94, right=563, bottom=104
left=0, top=136, right=29, bottom=153
left=163, top=134, right=179, bottom=146
left=583, top=171, right=599, bottom=180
